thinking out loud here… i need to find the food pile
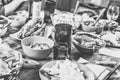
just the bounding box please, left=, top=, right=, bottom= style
left=101, top=31, right=120, bottom=47
left=17, top=19, right=47, bottom=39
left=97, top=19, right=118, bottom=31
left=30, top=43, right=50, bottom=50
left=0, top=50, right=22, bottom=70
left=0, top=39, right=22, bottom=79
left=8, top=10, right=28, bottom=30
left=51, top=12, right=82, bottom=29
left=96, top=19, right=120, bottom=47
left=73, top=32, right=105, bottom=49
left=0, top=59, right=11, bottom=77
left=41, top=59, right=85, bottom=80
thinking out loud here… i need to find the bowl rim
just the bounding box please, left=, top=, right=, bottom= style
left=50, top=12, right=82, bottom=27
left=21, top=36, right=55, bottom=50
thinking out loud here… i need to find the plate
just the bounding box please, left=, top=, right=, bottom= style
left=100, top=31, right=120, bottom=48
left=0, top=49, right=23, bottom=67
left=39, top=60, right=95, bottom=80
left=0, top=49, right=23, bottom=78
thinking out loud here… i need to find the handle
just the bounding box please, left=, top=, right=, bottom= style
left=73, top=1, right=80, bottom=15
left=103, top=63, right=120, bottom=80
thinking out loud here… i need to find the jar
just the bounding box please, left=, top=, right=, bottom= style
left=54, top=23, right=72, bottom=60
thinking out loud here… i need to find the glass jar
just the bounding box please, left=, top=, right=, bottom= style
left=54, top=23, right=72, bottom=60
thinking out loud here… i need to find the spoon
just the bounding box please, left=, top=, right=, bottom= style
left=40, top=69, right=59, bottom=80
left=72, top=1, right=80, bottom=22
left=103, top=63, right=120, bottom=80
left=92, top=8, right=106, bottom=26
left=73, top=0, right=80, bottom=15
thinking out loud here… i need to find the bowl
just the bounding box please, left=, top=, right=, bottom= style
left=81, top=20, right=100, bottom=32
left=21, top=36, right=54, bottom=60
left=72, top=32, right=105, bottom=55
left=39, top=60, right=95, bottom=80
left=51, top=12, right=82, bottom=30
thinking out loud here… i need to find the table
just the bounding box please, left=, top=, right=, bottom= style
left=16, top=69, right=40, bottom=80
left=3, top=33, right=120, bottom=80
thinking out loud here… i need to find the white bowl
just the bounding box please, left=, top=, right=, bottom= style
left=21, top=36, right=54, bottom=60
